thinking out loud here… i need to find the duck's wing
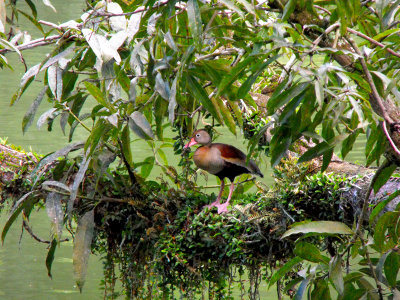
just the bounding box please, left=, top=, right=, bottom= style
left=212, top=143, right=263, bottom=177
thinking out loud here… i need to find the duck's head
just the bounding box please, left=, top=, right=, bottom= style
left=183, top=129, right=211, bottom=148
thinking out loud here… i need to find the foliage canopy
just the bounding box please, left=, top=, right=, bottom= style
left=2, top=0, right=400, bottom=298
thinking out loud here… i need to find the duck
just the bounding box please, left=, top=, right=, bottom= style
left=184, top=129, right=263, bottom=214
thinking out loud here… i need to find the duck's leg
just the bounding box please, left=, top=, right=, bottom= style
left=216, top=181, right=235, bottom=214
left=205, top=179, right=225, bottom=209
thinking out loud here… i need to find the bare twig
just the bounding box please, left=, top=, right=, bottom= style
left=347, top=28, right=400, bottom=59
left=22, top=215, right=69, bottom=244
left=346, top=37, right=393, bottom=124
left=195, top=48, right=240, bottom=62
left=311, top=23, right=340, bottom=52
left=359, top=235, right=384, bottom=300
left=38, top=20, right=63, bottom=31
left=383, top=121, right=400, bottom=157
left=117, top=138, right=137, bottom=187
left=0, top=34, right=63, bottom=55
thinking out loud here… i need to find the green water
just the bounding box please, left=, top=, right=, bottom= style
left=0, top=1, right=367, bottom=299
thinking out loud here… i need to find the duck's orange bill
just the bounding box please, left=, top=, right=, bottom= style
left=184, top=138, right=198, bottom=149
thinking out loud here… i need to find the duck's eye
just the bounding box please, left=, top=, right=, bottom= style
left=196, top=134, right=200, bottom=138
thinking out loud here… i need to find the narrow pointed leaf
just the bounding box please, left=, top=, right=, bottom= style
left=186, top=75, right=221, bottom=122
left=68, top=153, right=91, bottom=215
left=282, top=0, right=296, bottom=21
left=217, top=56, right=256, bottom=98
left=187, top=0, right=202, bottom=48
left=46, top=192, right=64, bottom=241
left=329, top=256, right=344, bottom=295
left=2, top=192, right=34, bottom=244
left=220, top=0, right=244, bottom=17
left=42, top=0, right=56, bottom=12
left=84, top=81, right=114, bottom=112
left=73, top=210, right=95, bottom=293
left=22, top=85, right=48, bottom=134
left=268, top=256, right=303, bottom=288
left=107, top=2, right=127, bottom=31
left=155, top=73, right=170, bottom=100
left=31, top=142, right=84, bottom=186
left=168, top=77, right=178, bottom=123
left=42, top=180, right=71, bottom=193
left=384, top=251, right=400, bottom=287
left=48, top=65, right=63, bottom=100
left=267, top=82, right=310, bottom=115
left=236, top=0, right=255, bottom=15
left=46, top=238, right=58, bottom=278
left=373, top=163, right=397, bottom=193
left=369, top=190, right=400, bottom=224
left=282, top=221, right=353, bottom=238
left=128, top=111, right=155, bottom=140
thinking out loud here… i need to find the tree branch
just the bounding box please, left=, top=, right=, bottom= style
left=0, top=34, right=63, bottom=55
left=347, top=28, right=400, bottom=59
left=346, top=37, right=394, bottom=124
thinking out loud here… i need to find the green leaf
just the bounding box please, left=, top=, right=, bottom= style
left=341, top=130, right=359, bottom=159
left=73, top=210, right=95, bottom=293
left=128, top=111, right=155, bottom=140
left=282, top=0, right=296, bottom=21
left=369, top=190, right=400, bottom=224
left=216, top=99, right=236, bottom=135
left=376, top=251, right=390, bottom=283
left=45, top=192, right=64, bottom=241
left=84, top=81, right=115, bottom=112
left=311, top=279, right=331, bottom=299
left=382, top=0, right=400, bottom=29
left=294, top=277, right=310, bottom=300
left=267, top=82, right=310, bottom=115
left=329, top=255, right=344, bottom=295
left=219, top=0, right=244, bottom=18
left=157, top=148, right=168, bottom=165
left=121, top=125, right=133, bottom=168
left=294, top=241, right=329, bottom=264
left=270, top=130, right=291, bottom=168
left=47, top=65, right=63, bottom=100
left=373, top=163, right=396, bottom=193
left=217, top=56, right=256, bottom=98
left=268, top=256, right=303, bottom=288
left=2, top=192, right=35, bottom=244
left=68, top=153, right=91, bottom=215
left=17, top=9, right=44, bottom=34
left=384, top=251, right=399, bottom=287
left=282, top=221, right=353, bottom=238
left=46, top=238, right=58, bottom=278
left=187, top=0, right=202, bottom=49
left=321, top=149, right=333, bottom=172
left=237, top=55, right=279, bottom=99
left=374, top=211, right=400, bottom=253
left=85, top=118, right=109, bottom=156
left=186, top=75, right=221, bottom=122
left=345, top=72, right=371, bottom=93
left=297, top=134, right=347, bottom=164
left=141, top=156, right=155, bottom=178
left=22, top=85, right=48, bottom=134
left=236, top=0, right=256, bottom=15
left=279, top=92, right=305, bottom=124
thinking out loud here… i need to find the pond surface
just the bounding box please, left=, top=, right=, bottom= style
left=0, top=1, right=367, bottom=299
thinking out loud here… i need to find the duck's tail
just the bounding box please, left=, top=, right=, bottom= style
left=249, top=161, right=264, bottom=178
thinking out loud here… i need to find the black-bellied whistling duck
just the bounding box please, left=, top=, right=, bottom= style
left=184, top=129, right=264, bottom=214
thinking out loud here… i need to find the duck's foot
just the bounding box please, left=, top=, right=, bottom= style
left=215, top=201, right=230, bottom=214
left=204, top=199, right=221, bottom=210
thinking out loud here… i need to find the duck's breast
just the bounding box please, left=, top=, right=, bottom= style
left=193, top=145, right=225, bottom=175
